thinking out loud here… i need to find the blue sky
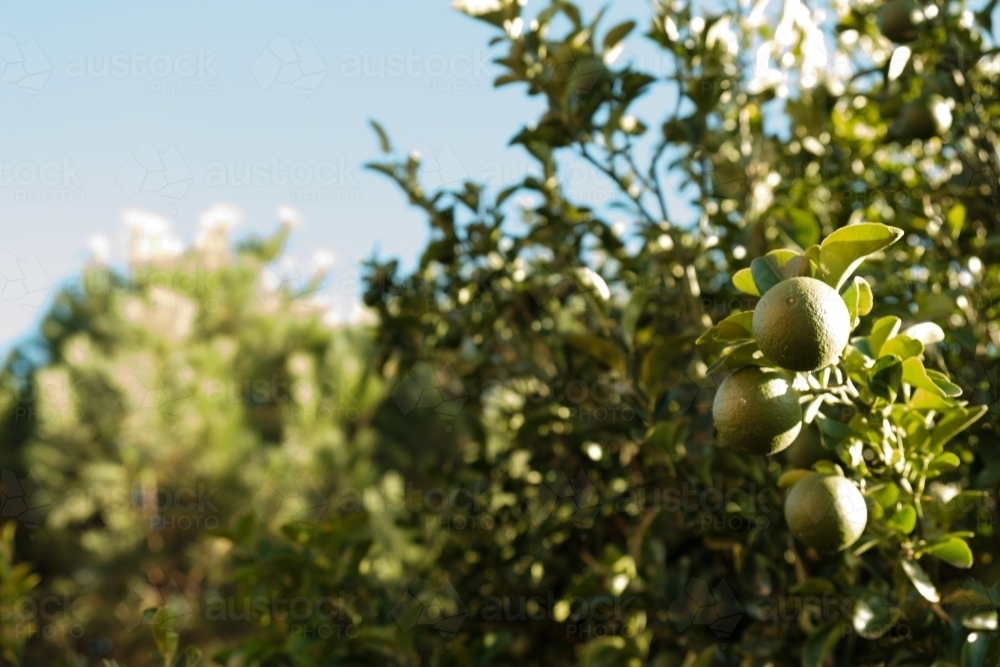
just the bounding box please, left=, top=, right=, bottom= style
left=1, top=0, right=674, bottom=352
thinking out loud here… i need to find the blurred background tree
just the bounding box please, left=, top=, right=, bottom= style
left=1, top=0, right=999, bottom=665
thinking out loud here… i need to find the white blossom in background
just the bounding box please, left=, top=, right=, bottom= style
left=311, top=249, right=336, bottom=274
left=746, top=0, right=847, bottom=96
left=276, top=205, right=302, bottom=227
left=87, top=234, right=111, bottom=265
left=123, top=209, right=183, bottom=265
left=451, top=0, right=502, bottom=15
left=320, top=292, right=377, bottom=329
left=198, top=202, right=242, bottom=233
left=706, top=17, right=739, bottom=57
left=748, top=43, right=786, bottom=95
left=196, top=203, right=242, bottom=269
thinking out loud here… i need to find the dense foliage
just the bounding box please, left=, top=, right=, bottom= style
left=1, top=0, right=999, bottom=665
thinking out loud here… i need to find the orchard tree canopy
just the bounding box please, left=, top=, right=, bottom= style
left=1, top=0, right=999, bottom=666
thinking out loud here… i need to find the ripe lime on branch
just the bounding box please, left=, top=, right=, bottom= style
left=700, top=225, right=905, bottom=457
left=784, top=472, right=868, bottom=552
left=711, top=366, right=802, bottom=455
left=753, top=276, right=851, bottom=372
left=878, top=0, right=920, bottom=43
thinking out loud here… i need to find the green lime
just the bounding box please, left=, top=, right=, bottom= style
left=712, top=366, right=803, bottom=456
left=753, top=277, right=851, bottom=372
left=784, top=473, right=868, bottom=551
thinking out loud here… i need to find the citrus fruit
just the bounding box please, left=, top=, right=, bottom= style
left=878, top=0, right=919, bottom=43
left=784, top=425, right=837, bottom=469
left=784, top=473, right=868, bottom=552
left=752, top=277, right=851, bottom=372
left=900, top=100, right=939, bottom=140
left=712, top=366, right=803, bottom=456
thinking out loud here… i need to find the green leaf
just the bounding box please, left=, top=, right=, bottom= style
left=887, top=504, right=917, bottom=534
left=818, top=223, right=903, bottom=290
left=869, top=482, right=900, bottom=508
left=925, top=535, right=974, bottom=569
left=781, top=207, right=821, bottom=248
left=802, top=622, right=847, bottom=667
left=778, top=469, right=814, bottom=488
left=853, top=592, right=896, bottom=639
left=903, top=357, right=961, bottom=398
left=621, top=291, right=648, bottom=351
left=696, top=311, right=754, bottom=345
left=150, top=607, right=180, bottom=667
left=603, top=20, right=636, bottom=52
left=841, top=276, right=873, bottom=328
left=644, top=421, right=684, bottom=451
left=790, top=578, right=838, bottom=595
left=880, top=335, right=923, bottom=360
left=174, top=647, right=203, bottom=667
left=804, top=244, right=821, bottom=265
left=931, top=406, right=989, bottom=449
left=750, top=256, right=784, bottom=295
left=902, top=322, right=945, bottom=346
left=947, top=202, right=966, bottom=239
left=928, top=452, right=962, bottom=477
left=566, top=334, right=627, bottom=376
left=869, top=355, right=902, bottom=402
left=869, top=316, right=901, bottom=357
left=705, top=341, right=768, bottom=374
left=813, top=460, right=843, bottom=476
left=902, top=558, right=940, bottom=602
left=815, top=414, right=864, bottom=441
left=639, top=339, right=683, bottom=395
left=781, top=255, right=816, bottom=279
left=926, top=369, right=963, bottom=397
left=369, top=119, right=393, bottom=153
left=912, top=388, right=953, bottom=410
left=732, top=268, right=761, bottom=296
left=962, top=627, right=1000, bottom=667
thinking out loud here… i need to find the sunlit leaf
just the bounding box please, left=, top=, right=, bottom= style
left=818, top=223, right=903, bottom=290
left=902, top=559, right=940, bottom=602
left=931, top=406, right=989, bottom=449
left=924, top=535, right=974, bottom=569
left=880, top=335, right=923, bottom=360
left=887, top=505, right=917, bottom=534
left=732, top=268, right=761, bottom=296
left=869, top=316, right=902, bottom=357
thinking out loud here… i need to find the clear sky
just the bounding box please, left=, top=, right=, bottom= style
left=1, top=0, right=678, bottom=355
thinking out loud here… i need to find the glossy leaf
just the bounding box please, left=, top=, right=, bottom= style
left=902, top=559, right=940, bottom=602
left=750, top=256, right=784, bottom=295
left=925, top=536, right=974, bottom=569
left=732, top=267, right=761, bottom=296
left=818, top=223, right=904, bottom=290
left=869, top=316, right=902, bottom=357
